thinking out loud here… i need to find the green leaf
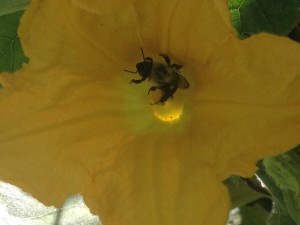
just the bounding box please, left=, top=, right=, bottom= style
left=224, top=175, right=270, bottom=209
left=0, top=10, right=29, bottom=73
left=264, top=150, right=300, bottom=224
left=268, top=213, right=297, bottom=225
left=264, top=153, right=300, bottom=195
left=288, top=23, right=300, bottom=43
left=256, top=147, right=300, bottom=225
left=228, top=0, right=300, bottom=38
left=239, top=199, right=270, bottom=225
left=0, top=0, right=30, bottom=17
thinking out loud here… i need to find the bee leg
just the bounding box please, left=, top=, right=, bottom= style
left=161, top=86, right=177, bottom=102
left=130, top=76, right=147, bottom=84
left=148, top=86, right=157, bottom=94
left=124, top=69, right=137, bottom=74
left=152, top=86, right=178, bottom=104
left=171, top=64, right=183, bottom=71
left=159, top=54, right=171, bottom=66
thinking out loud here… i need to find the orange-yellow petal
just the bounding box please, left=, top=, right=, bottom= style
left=192, top=34, right=300, bottom=178
left=132, top=0, right=236, bottom=65
left=1, top=0, right=300, bottom=224
left=0, top=0, right=233, bottom=224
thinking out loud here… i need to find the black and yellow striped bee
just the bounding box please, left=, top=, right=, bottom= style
left=124, top=48, right=190, bottom=104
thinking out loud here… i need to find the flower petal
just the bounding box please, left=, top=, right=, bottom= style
left=19, top=0, right=141, bottom=74
left=0, top=67, right=230, bottom=224
left=132, top=0, right=236, bottom=64
left=1, top=0, right=233, bottom=223
left=193, top=33, right=300, bottom=177
left=84, top=142, right=230, bottom=224
left=2, top=0, right=300, bottom=224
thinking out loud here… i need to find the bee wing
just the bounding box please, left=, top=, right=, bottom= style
left=177, top=74, right=190, bottom=89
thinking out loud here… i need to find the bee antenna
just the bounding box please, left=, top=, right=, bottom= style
left=140, top=47, right=145, bottom=61
left=124, top=69, right=137, bottom=74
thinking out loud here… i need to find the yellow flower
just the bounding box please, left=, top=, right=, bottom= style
left=1, top=0, right=300, bottom=224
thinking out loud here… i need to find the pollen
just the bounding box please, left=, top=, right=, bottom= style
left=150, top=89, right=185, bottom=122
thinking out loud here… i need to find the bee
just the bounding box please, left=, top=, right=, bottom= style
left=124, top=48, right=190, bottom=104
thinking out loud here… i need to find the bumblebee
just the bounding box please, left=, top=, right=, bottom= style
left=124, top=48, right=190, bottom=104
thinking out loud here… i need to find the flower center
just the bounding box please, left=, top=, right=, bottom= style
left=149, top=89, right=185, bottom=122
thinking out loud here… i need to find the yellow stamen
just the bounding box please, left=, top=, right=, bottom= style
left=150, top=89, right=185, bottom=122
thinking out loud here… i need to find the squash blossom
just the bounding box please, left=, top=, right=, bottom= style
left=1, top=0, right=300, bottom=224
